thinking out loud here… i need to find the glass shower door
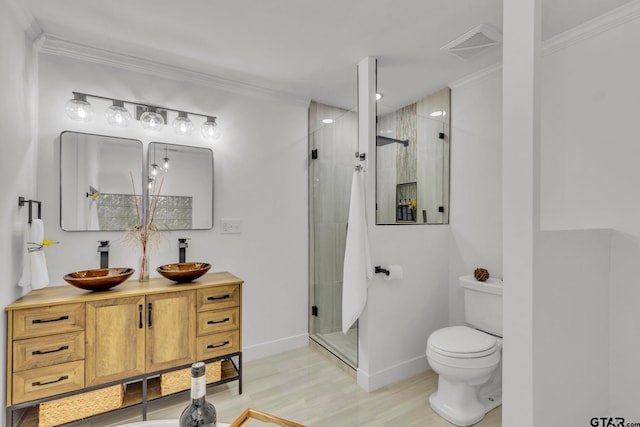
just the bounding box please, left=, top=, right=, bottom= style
left=309, top=101, right=358, bottom=367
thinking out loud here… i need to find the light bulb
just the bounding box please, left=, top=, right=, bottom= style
left=172, top=112, right=193, bottom=136
left=65, top=93, right=94, bottom=121
left=148, top=177, right=154, bottom=190
left=140, top=107, right=165, bottom=131
left=201, top=116, right=221, bottom=140
left=151, top=164, right=159, bottom=176
left=105, top=100, right=131, bottom=127
left=163, top=157, right=170, bottom=170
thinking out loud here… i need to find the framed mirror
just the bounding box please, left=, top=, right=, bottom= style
left=60, top=131, right=143, bottom=231
left=147, top=142, right=213, bottom=230
left=376, top=87, right=450, bottom=225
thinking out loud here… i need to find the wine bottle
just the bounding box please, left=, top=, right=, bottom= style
left=179, top=362, right=217, bottom=427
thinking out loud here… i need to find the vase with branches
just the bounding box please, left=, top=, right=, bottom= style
left=125, top=172, right=164, bottom=281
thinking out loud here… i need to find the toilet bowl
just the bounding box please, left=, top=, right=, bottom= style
left=427, top=326, right=502, bottom=426
left=426, top=276, right=503, bottom=426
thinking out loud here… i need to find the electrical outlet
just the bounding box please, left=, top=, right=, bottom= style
left=220, top=219, right=242, bottom=234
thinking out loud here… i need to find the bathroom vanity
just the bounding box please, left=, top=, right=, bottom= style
left=5, top=272, right=243, bottom=426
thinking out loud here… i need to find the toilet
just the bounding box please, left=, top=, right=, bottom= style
left=426, top=275, right=503, bottom=426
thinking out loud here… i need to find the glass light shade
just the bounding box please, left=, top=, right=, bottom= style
left=151, top=164, right=159, bottom=176
left=65, top=93, right=94, bottom=121
left=172, top=112, right=193, bottom=135
left=105, top=100, right=131, bottom=128
left=140, top=107, right=165, bottom=131
left=201, top=116, right=221, bottom=140
left=163, top=157, right=170, bottom=170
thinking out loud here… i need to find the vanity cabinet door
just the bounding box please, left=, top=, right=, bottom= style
left=145, top=290, right=196, bottom=372
left=85, top=296, right=146, bottom=387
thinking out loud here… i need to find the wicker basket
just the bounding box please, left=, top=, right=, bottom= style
left=38, top=384, right=123, bottom=427
left=160, top=361, right=222, bottom=396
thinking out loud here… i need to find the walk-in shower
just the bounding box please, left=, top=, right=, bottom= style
left=308, top=101, right=358, bottom=367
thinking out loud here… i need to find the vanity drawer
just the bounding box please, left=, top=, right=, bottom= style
left=197, top=285, right=240, bottom=311
left=13, top=303, right=85, bottom=340
left=196, top=330, right=240, bottom=360
left=197, top=307, right=239, bottom=336
left=12, top=360, right=84, bottom=404
left=13, top=331, right=85, bottom=372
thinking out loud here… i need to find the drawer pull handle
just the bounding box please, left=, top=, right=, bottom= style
left=32, top=375, right=68, bottom=387
left=32, top=345, right=69, bottom=355
left=207, top=294, right=231, bottom=301
left=139, top=304, right=143, bottom=329
left=148, top=303, right=153, bottom=328
left=32, top=315, right=69, bottom=324
left=208, top=317, right=230, bottom=325
left=207, top=341, right=230, bottom=349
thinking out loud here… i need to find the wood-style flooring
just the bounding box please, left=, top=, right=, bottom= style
left=99, top=345, right=501, bottom=427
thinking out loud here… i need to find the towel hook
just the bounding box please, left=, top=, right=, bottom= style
left=18, top=196, right=42, bottom=225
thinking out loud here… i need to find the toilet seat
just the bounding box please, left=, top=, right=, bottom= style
left=428, top=326, right=498, bottom=359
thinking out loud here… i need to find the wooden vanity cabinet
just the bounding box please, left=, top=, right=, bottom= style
left=5, top=272, right=242, bottom=426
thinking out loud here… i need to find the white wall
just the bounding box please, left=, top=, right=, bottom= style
left=35, top=49, right=310, bottom=361
left=358, top=58, right=451, bottom=391
left=449, top=67, right=503, bottom=326
left=533, top=230, right=611, bottom=425
left=0, top=0, right=39, bottom=416
left=539, top=2, right=640, bottom=420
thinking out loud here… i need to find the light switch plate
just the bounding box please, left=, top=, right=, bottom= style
left=220, top=219, right=242, bottom=234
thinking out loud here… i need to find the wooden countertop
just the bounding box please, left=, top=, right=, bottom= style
left=6, top=272, right=243, bottom=311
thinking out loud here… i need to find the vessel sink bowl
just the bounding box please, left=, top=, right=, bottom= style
left=63, top=267, right=134, bottom=291
left=157, top=262, right=211, bottom=283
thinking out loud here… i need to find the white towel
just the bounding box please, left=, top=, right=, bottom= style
left=18, top=222, right=31, bottom=288
left=18, top=219, right=50, bottom=290
left=342, top=170, right=373, bottom=334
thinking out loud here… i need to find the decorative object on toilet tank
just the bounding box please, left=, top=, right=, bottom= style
left=474, top=267, right=490, bottom=282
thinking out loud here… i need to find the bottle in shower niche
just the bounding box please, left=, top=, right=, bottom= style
left=179, top=362, right=217, bottom=427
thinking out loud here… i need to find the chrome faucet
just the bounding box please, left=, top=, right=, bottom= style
left=98, top=240, right=110, bottom=269
left=178, top=238, right=189, bottom=263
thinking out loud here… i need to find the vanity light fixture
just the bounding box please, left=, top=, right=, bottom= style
left=66, top=92, right=220, bottom=139
left=429, top=111, right=446, bottom=117
left=322, top=118, right=335, bottom=124
left=105, top=100, right=131, bottom=127
left=140, top=106, right=165, bottom=131
left=172, top=111, right=193, bottom=136
left=65, top=93, right=94, bottom=121
left=201, top=116, right=221, bottom=140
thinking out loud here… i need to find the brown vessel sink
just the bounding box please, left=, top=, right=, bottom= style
left=63, top=267, right=134, bottom=291
left=156, top=262, right=211, bottom=283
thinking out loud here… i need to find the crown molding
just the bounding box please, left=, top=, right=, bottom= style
left=448, top=63, right=502, bottom=90
left=40, top=35, right=311, bottom=107
left=543, top=0, right=640, bottom=55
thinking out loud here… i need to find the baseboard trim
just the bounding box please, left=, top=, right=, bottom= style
left=242, top=333, right=309, bottom=362
left=357, top=354, right=429, bottom=392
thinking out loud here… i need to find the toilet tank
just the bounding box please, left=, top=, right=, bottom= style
left=460, top=275, right=503, bottom=337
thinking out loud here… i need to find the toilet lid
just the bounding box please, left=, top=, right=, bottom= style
left=428, top=326, right=498, bottom=358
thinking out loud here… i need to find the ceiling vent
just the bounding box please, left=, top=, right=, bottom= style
left=441, top=24, right=502, bottom=60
